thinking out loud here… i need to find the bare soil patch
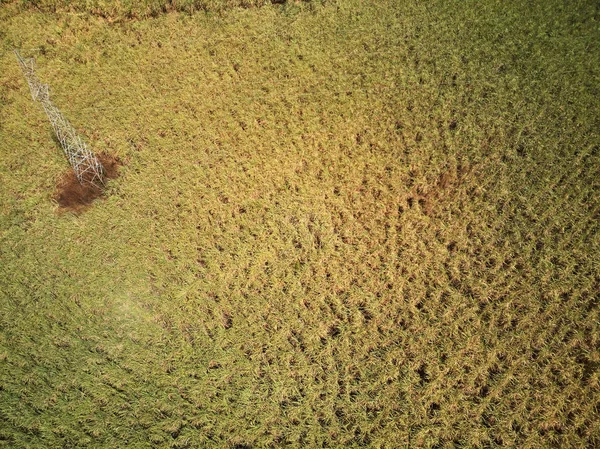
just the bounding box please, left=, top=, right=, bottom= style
left=54, top=153, right=121, bottom=213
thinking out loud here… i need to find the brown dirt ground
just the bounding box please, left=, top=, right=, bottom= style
left=54, top=152, right=121, bottom=213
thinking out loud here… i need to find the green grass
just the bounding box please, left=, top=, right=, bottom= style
left=1, top=0, right=599, bottom=447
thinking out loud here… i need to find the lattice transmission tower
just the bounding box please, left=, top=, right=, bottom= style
left=15, top=50, right=105, bottom=187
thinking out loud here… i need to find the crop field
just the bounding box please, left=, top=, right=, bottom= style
left=1, top=0, right=599, bottom=447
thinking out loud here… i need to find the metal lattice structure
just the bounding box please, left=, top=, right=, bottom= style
left=15, top=50, right=105, bottom=187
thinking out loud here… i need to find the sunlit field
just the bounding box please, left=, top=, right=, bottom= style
left=1, top=0, right=599, bottom=447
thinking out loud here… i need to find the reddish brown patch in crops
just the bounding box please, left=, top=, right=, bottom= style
left=54, top=153, right=121, bottom=214
left=406, top=163, right=476, bottom=216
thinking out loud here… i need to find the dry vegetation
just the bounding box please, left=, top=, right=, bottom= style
left=5, top=0, right=296, bottom=19
left=1, top=0, right=599, bottom=447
